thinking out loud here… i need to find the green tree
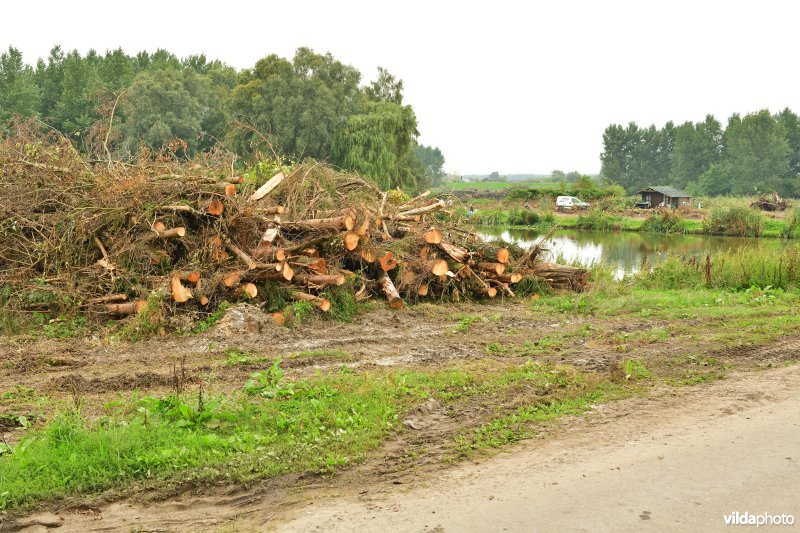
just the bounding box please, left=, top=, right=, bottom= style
left=99, top=48, right=134, bottom=91
left=33, top=46, right=65, bottom=120
left=698, top=110, right=790, bottom=195
left=671, top=115, right=723, bottom=190
left=121, top=68, right=216, bottom=154
left=0, top=46, right=40, bottom=124
left=776, top=108, right=800, bottom=178
left=53, top=50, right=101, bottom=140
left=365, top=67, right=404, bottom=105
left=600, top=122, right=640, bottom=191
left=414, top=144, right=446, bottom=186
left=332, top=100, right=419, bottom=190
left=227, top=48, right=362, bottom=160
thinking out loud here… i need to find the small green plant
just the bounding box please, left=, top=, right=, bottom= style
left=327, top=286, right=360, bottom=322
left=244, top=360, right=293, bottom=398
left=485, top=342, right=507, bottom=354
left=454, top=314, right=480, bottom=332
left=192, top=301, right=230, bottom=334
left=291, top=300, right=314, bottom=322
left=622, top=359, right=652, bottom=381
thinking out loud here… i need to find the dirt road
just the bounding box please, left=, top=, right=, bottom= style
left=278, top=365, right=800, bottom=533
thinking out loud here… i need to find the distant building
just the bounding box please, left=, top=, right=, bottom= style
left=636, top=186, right=691, bottom=209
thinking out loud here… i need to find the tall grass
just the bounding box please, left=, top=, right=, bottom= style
left=703, top=206, right=763, bottom=237
left=575, top=210, right=622, bottom=231
left=640, top=209, right=689, bottom=234
left=639, top=246, right=800, bottom=291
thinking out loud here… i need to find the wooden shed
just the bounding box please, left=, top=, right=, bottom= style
left=636, top=186, right=691, bottom=209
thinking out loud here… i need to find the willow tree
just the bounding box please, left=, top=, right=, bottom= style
left=332, top=100, right=420, bottom=191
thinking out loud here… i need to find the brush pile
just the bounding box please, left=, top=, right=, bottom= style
left=750, top=192, right=789, bottom=212
left=0, top=123, right=588, bottom=324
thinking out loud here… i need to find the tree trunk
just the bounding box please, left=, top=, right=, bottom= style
left=105, top=300, right=146, bottom=315
left=380, top=275, right=404, bottom=309
left=291, top=291, right=331, bottom=312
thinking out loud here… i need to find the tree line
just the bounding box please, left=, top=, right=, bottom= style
left=0, top=45, right=446, bottom=191
left=600, top=109, right=800, bottom=196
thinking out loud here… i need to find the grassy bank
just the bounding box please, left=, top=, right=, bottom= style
left=470, top=207, right=791, bottom=238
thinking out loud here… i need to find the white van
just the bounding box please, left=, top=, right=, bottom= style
left=555, top=196, right=590, bottom=210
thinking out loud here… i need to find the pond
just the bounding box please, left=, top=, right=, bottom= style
left=478, top=227, right=788, bottom=279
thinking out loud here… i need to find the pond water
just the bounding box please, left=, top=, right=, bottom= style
left=478, top=227, right=788, bottom=279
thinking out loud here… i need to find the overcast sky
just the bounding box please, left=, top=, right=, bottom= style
left=2, top=0, right=799, bottom=175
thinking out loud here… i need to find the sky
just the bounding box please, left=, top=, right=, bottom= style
left=2, top=0, right=799, bottom=175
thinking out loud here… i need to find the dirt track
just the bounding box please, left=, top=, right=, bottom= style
left=278, top=364, right=800, bottom=532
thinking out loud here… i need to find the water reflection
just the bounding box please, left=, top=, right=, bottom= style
left=478, top=227, right=787, bottom=279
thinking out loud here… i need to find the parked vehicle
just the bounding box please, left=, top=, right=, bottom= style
left=555, top=196, right=591, bottom=210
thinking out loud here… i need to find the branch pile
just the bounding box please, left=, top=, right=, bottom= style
left=0, top=123, right=588, bottom=323
left=750, top=192, right=789, bottom=212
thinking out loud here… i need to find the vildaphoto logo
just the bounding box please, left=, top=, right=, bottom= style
left=723, top=512, right=795, bottom=527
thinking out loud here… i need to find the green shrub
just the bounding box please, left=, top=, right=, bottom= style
left=640, top=209, right=689, bottom=234
left=782, top=208, right=800, bottom=239
left=575, top=210, right=622, bottom=231
left=703, top=207, right=762, bottom=237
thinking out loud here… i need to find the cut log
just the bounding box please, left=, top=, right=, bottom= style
left=158, top=204, right=198, bottom=215
left=294, top=273, right=345, bottom=287
left=171, top=274, right=194, bottom=303
left=182, top=271, right=201, bottom=284
left=497, top=248, right=510, bottom=264
left=399, top=190, right=430, bottom=209
left=223, top=176, right=244, bottom=184
left=430, top=259, right=449, bottom=276
left=354, top=210, right=371, bottom=236
left=257, top=206, right=285, bottom=215
left=242, top=262, right=294, bottom=282
left=207, top=199, right=224, bottom=216
left=398, top=199, right=448, bottom=217
left=528, top=262, right=590, bottom=291
left=226, top=242, right=257, bottom=270
left=476, top=262, right=506, bottom=276
left=380, top=275, right=404, bottom=309
left=222, top=271, right=242, bottom=288
left=379, top=251, right=397, bottom=272
left=105, top=300, right=147, bottom=315
left=417, top=284, right=429, bottom=297
left=289, top=256, right=328, bottom=275
left=193, top=279, right=209, bottom=306
left=87, top=293, right=128, bottom=305
left=270, top=312, right=286, bottom=326
left=424, top=228, right=443, bottom=244
left=360, top=247, right=376, bottom=262
left=345, top=210, right=358, bottom=231
left=223, top=183, right=237, bottom=196
left=249, top=171, right=285, bottom=202
left=157, top=226, right=186, bottom=240
left=343, top=232, right=360, bottom=251
left=479, top=286, right=498, bottom=298
left=282, top=215, right=354, bottom=232
left=291, top=291, right=331, bottom=312
left=235, top=283, right=258, bottom=299
left=438, top=241, right=470, bottom=263
left=490, top=272, right=524, bottom=284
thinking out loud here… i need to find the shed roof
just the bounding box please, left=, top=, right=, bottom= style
left=638, top=186, right=690, bottom=198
